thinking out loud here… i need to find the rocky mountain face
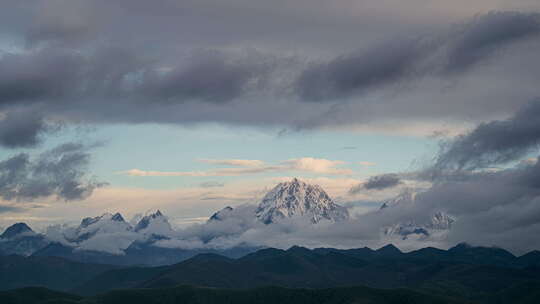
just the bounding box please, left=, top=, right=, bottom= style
left=255, top=178, right=349, bottom=224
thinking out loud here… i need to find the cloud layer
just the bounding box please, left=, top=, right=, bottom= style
left=124, top=157, right=352, bottom=177
left=0, top=143, right=106, bottom=201
left=0, top=5, right=539, bottom=140
left=349, top=174, right=402, bottom=194
left=434, top=99, right=540, bottom=171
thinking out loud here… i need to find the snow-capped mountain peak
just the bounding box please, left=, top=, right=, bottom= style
left=255, top=178, right=349, bottom=224
left=72, top=212, right=132, bottom=242
left=134, top=210, right=174, bottom=237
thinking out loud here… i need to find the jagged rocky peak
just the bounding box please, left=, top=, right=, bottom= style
left=255, top=178, right=349, bottom=224
left=72, top=212, right=133, bottom=243
left=134, top=209, right=173, bottom=235
left=80, top=212, right=126, bottom=228
left=209, top=206, right=234, bottom=221
left=0, top=222, right=35, bottom=239
left=80, top=215, right=101, bottom=228
left=111, top=212, right=126, bottom=222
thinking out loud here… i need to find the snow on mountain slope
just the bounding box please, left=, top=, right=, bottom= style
left=134, top=210, right=175, bottom=237
left=380, top=190, right=455, bottom=240
left=255, top=178, right=349, bottom=224
left=68, top=212, right=133, bottom=243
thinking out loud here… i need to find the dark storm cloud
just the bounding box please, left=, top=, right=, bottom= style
left=433, top=100, right=540, bottom=171
left=445, top=11, right=540, bottom=73
left=25, top=1, right=96, bottom=47
left=404, top=155, right=540, bottom=253
left=0, top=47, right=270, bottom=111
left=296, top=39, right=424, bottom=101
left=140, top=51, right=269, bottom=103
left=0, top=49, right=84, bottom=106
left=296, top=11, right=540, bottom=102
left=364, top=174, right=402, bottom=190
left=0, top=111, right=50, bottom=148
left=0, top=2, right=539, bottom=132
left=349, top=173, right=402, bottom=194
left=0, top=143, right=106, bottom=201
left=351, top=101, right=540, bottom=253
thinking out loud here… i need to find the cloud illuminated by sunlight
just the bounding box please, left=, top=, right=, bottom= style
left=122, top=157, right=353, bottom=177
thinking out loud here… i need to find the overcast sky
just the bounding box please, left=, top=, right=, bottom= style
left=1, top=0, right=540, bottom=253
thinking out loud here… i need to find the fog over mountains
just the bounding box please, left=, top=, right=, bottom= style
left=0, top=178, right=459, bottom=265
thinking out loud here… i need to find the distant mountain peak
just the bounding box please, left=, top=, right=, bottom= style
left=209, top=206, right=234, bottom=221
left=80, top=216, right=101, bottom=228
left=111, top=213, right=126, bottom=222
left=80, top=212, right=126, bottom=228
left=0, top=223, right=34, bottom=239
left=73, top=212, right=133, bottom=243
left=134, top=209, right=173, bottom=236
left=143, top=209, right=163, bottom=217
left=380, top=191, right=454, bottom=239
left=255, top=178, right=349, bottom=224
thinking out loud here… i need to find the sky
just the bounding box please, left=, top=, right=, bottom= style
left=1, top=0, right=540, bottom=253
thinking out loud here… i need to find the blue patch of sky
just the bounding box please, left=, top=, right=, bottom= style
left=0, top=123, right=439, bottom=189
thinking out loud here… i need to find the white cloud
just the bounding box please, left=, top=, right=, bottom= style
left=122, top=167, right=273, bottom=177
left=283, top=157, right=353, bottom=175
left=197, top=159, right=265, bottom=167
left=122, top=157, right=353, bottom=177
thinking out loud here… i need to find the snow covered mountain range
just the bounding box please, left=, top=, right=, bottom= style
left=0, top=178, right=454, bottom=262
left=0, top=210, right=172, bottom=257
